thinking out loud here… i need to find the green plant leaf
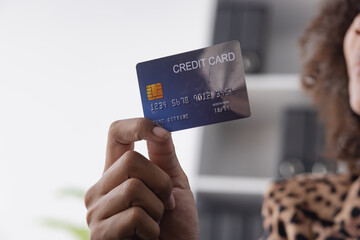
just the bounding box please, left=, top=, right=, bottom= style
left=41, top=218, right=89, bottom=240
left=58, top=187, right=86, bottom=200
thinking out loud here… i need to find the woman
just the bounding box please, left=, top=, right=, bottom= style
left=262, top=0, right=360, bottom=239
left=84, top=0, right=360, bottom=239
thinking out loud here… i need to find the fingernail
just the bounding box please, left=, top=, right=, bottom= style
left=152, top=126, right=170, bottom=139
left=165, top=193, right=176, bottom=210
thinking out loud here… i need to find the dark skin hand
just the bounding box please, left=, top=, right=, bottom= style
left=84, top=118, right=199, bottom=240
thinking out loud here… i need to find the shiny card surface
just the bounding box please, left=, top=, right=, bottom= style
left=136, top=41, right=251, bottom=132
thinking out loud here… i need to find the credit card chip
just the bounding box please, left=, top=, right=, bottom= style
left=146, top=83, right=164, bottom=101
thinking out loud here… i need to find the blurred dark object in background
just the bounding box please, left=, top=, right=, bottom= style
left=198, top=193, right=263, bottom=240
left=213, top=2, right=268, bottom=73
left=278, top=108, right=337, bottom=178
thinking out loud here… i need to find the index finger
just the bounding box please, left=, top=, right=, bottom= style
left=104, top=118, right=171, bottom=172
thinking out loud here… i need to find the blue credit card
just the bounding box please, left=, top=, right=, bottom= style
left=136, top=41, right=251, bottom=132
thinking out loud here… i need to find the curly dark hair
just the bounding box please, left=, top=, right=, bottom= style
left=299, top=0, right=360, bottom=163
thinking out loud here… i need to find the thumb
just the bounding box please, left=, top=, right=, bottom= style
left=147, top=126, right=189, bottom=189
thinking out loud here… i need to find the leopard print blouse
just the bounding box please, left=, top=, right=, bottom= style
left=261, top=173, right=360, bottom=240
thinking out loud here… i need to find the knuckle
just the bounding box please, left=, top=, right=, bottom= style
left=123, top=178, right=143, bottom=196
left=133, top=118, right=148, bottom=130
left=122, top=149, right=138, bottom=162
left=128, top=207, right=160, bottom=240
left=109, top=120, right=120, bottom=133
left=129, top=207, right=146, bottom=225
left=132, top=118, right=153, bottom=139
left=157, top=174, right=172, bottom=199
left=108, top=120, right=120, bottom=138
left=162, top=174, right=172, bottom=189
left=84, top=185, right=96, bottom=209
left=153, top=224, right=161, bottom=239
left=148, top=223, right=160, bottom=240
left=155, top=201, right=165, bottom=220
left=86, top=204, right=97, bottom=227
left=121, top=150, right=141, bottom=171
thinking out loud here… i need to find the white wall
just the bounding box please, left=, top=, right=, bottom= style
left=0, top=1, right=215, bottom=239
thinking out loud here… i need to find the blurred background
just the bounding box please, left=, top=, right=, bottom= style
left=0, top=0, right=332, bottom=239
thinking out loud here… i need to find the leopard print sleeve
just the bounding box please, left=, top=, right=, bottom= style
left=260, top=173, right=359, bottom=240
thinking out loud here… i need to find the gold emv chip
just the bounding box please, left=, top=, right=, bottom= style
left=146, top=83, right=164, bottom=101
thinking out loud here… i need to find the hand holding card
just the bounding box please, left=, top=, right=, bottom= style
left=136, top=41, right=251, bottom=131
